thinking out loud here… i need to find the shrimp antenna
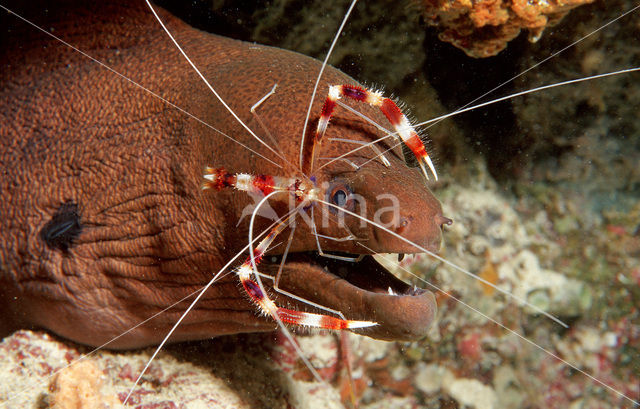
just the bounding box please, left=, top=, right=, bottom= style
left=144, top=0, right=287, bottom=166
left=356, top=241, right=640, bottom=407
left=412, top=67, right=640, bottom=129
left=299, top=0, right=359, bottom=172
left=433, top=2, right=640, bottom=127
left=316, top=199, right=568, bottom=328
left=317, top=3, right=640, bottom=172
left=122, top=207, right=304, bottom=405
left=347, top=3, right=640, bottom=170
left=321, top=66, right=640, bottom=172
left=0, top=3, right=282, bottom=169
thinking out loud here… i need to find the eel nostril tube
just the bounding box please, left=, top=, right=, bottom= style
left=394, top=216, right=412, bottom=235
left=437, top=215, right=453, bottom=229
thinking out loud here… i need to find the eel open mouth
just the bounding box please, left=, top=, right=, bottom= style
left=261, top=251, right=437, bottom=342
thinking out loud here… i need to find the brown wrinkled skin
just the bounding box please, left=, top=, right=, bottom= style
left=0, top=1, right=447, bottom=348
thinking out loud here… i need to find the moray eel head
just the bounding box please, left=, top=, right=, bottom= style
left=197, top=31, right=451, bottom=342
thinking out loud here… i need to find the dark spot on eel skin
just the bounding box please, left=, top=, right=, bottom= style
left=39, top=202, right=82, bottom=252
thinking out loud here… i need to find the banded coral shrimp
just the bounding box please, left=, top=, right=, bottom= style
left=0, top=1, right=639, bottom=408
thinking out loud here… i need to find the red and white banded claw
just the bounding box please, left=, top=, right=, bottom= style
left=315, top=84, right=438, bottom=181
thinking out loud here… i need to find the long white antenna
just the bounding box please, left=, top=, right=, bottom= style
left=316, top=198, right=568, bottom=328
left=144, top=0, right=287, bottom=166
left=436, top=3, right=640, bottom=128
left=319, top=67, right=640, bottom=172
left=0, top=4, right=283, bottom=168
left=247, top=193, right=324, bottom=383
left=357, top=240, right=640, bottom=407
left=121, top=211, right=297, bottom=406
left=298, top=0, right=359, bottom=171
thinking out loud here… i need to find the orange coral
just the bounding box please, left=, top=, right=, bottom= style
left=418, top=0, right=595, bottom=58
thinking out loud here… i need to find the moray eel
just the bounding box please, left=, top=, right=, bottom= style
left=0, top=1, right=449, bottom=348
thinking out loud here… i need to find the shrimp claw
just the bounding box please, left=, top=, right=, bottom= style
left=203, top=167, right=377, bottom=330
left=314, top=84, right=438, bottom=181
left=237, top=220, right=376, bottom=330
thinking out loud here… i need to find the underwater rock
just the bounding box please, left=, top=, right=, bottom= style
left=497, top=249, right=590, bottom=316
left=0, top=330, right=286, bottom=408
left=48, top=361, right=119, bottom=409
left=375, top=159, right=638, bottom=408
left=444, top=375, right=498, bottom=409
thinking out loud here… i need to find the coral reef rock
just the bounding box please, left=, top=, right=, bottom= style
left=417, top=0, right=595, bottom=57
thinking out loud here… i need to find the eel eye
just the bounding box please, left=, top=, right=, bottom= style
left=327, top=181, right=355, bottom=213
left=333, top=189, right=347, bottom=206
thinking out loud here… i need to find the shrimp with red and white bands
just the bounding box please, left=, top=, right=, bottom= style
left=203, top=167, right=377, bottom=330
left=202, top=78, right=438, bottom=333
left=315, top=84, right=438, bottom=181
